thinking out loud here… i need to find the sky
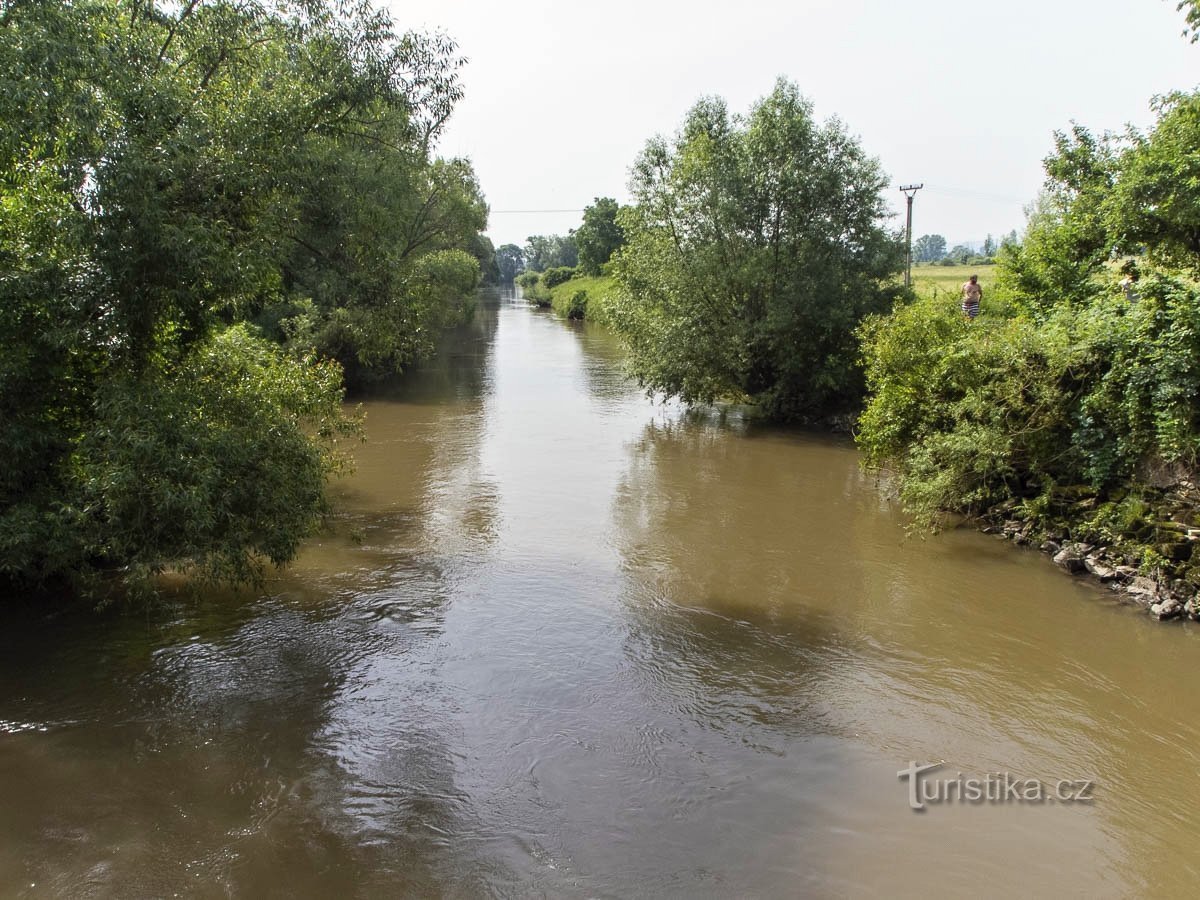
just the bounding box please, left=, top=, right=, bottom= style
left=390, top=0, right=1198, bottom=250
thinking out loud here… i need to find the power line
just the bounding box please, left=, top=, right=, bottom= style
left=923, top=185, right=1028, bottom=204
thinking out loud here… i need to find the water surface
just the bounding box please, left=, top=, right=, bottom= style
left=2, top=289, right=1198, bottom=897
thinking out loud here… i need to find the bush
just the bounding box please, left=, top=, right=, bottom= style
left=857, top=269, right=1200, bottom=528
left=0, top=327, right=359, bottom=596
left=541, top=266, right=577, bottom=289
left=566, top=290, right=588, bottom=320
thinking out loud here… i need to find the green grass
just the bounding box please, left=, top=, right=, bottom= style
left=546, top=274, right=620, bottom=324
left=908, top=263, right=997, bottom=300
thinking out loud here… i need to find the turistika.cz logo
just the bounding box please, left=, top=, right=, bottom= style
left=897, top=762, right=1096, bottom=811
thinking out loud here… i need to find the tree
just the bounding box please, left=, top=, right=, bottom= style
left=495, top=243, right=526, bottom=282
left=982, top=233, right=996, bottom=256
left=523, top=233, right=578, bottom=271
left=997, top=124, right=1118, bottom=311
left=575, top=197, right=625, bottom=275
left=913, top=234, right=947, bottom=263
left=609, top=78, right=903, bottom=421
left=1106, top=91, right=1200, bottom=271
left=0, top=0, right=477, bottom=596
left=470, top=233, right=500, bottom=285
left=945, top=244, right=974, bottom=264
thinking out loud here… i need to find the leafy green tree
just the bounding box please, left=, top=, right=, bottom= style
left=272, top=140, right=487, bottom=384
left=0, top=0, right=478, bottom=596
left=470, top=233, right=500, bottom=284
left=609, top=79, right=903, bottom=420
left=575, top=197, right=625, bottom=275
left=997, top=125, right=1118, bottom=312
left=524, top=233, right=578, bottom=271
left=913, top=233, right=947, bottom=263
left=944, top=244, right=974, bottom=264
left=495, top=243, right=525, bottom=282
left=74, top=327, right=359, bottom=591
left=1106, top=91, right=1200, bottom=271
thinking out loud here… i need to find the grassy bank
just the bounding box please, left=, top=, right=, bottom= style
left=531, top=274, right=620, bottom=325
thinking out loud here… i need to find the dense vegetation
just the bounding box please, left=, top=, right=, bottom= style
left=606, top=79, right=903, bottom=421
left=857, top=79, right=1200, bottom=585
left=0, top=0, right=488, bottom=597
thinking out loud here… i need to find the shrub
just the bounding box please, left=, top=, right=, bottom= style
left=857, top=269, right=1200, bottom=528
left=566, top=290, right=588, bottom=320
left=541, top=266, right=577, bottom=289
left=0, top=327, right=359, bottom=596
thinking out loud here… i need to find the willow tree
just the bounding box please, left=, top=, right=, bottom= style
left=609, top=78, right=903, bottom=421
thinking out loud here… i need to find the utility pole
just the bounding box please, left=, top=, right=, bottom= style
left=899, top=184, right=923, bottom=288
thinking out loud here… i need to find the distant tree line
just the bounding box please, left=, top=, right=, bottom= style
left=912, top=231, right=1019, bottom=265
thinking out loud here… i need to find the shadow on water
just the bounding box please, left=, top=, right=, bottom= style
left=351, top=286, right=503, bottom=407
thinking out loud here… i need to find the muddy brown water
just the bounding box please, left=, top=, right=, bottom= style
left=2, top=289, right=1199, bottom=897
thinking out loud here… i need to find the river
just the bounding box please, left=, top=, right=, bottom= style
left=2, top=289, right=1199, bottom=897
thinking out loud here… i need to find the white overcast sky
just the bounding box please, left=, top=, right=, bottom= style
left=390, top=0, right=1198, bottom=249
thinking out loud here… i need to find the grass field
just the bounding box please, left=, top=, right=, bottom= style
left=907, top=263, right=997, bottom=300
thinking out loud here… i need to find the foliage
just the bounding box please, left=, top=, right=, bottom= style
left=515, top=270, right=551, bottom=305
left=523, top=233, right=578, bottom=271
left=1106, top=91, right=1200, bottom=272
left=541, top=266, right=577, bottom=289
left=495, top=243, right=526, bottom=282
left=608, top=78, right=904, bottom=420
left=1177, top=0, right=1200, bottom=42
left=913, top=234, right=947, bottom=263
left=0, top=0, right=481, bottom=596
left=547, top=274, right=620, bottom=324
left=995, top=125, right=1118, bottom=314
left=263, top=132, right=486, bottom=385
left=859, top=91, right=1200, bottom=529
left=575, top=197, right=626, bottom=275
left=470, top=233, right=500, bottom=285
left=858, top=272, right=1200, bottom=528
left=74, top=328, right=360, bottom=593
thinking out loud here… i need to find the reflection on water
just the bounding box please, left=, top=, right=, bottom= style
left=2, top=291, right=1200, bottom=896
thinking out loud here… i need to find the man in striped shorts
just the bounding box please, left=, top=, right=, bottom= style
left=961, top=274, right=982, bottom=319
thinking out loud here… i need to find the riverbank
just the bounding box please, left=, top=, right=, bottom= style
left=516, top=272, right=620, bottom=324
left=976, top=479, right=1200, bottom=622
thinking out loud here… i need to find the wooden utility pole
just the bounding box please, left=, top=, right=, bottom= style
left=899, top=184, right=923, bottom=288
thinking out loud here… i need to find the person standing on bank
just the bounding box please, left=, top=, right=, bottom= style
left=961, top=274, right=983, bottom=320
